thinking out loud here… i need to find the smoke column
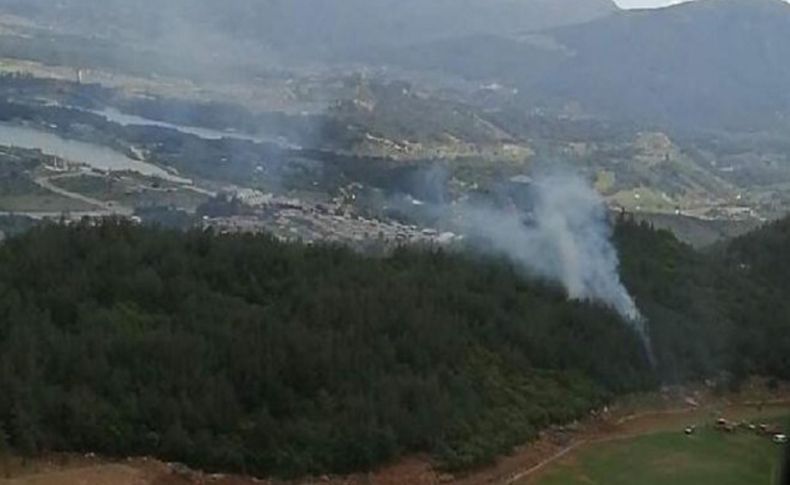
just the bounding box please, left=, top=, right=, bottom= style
left=449, top=174, right=654, bottom=362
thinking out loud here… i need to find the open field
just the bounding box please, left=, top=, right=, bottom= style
left=519, top=407, right=789, bottom=485
left=50, top=173, right=210, bottom=211
left=0, top=194, right=95, bottom=213
left=0, top=390, right=787, bottom=485
left=528, top=421, right=785, bottom=485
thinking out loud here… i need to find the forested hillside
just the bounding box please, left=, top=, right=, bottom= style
left=719, top=217, right=790, bottom=379
left=0, top=217, right=788, bottom=478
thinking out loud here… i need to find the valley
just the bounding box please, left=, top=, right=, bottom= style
left=1, top=0, right=789, bottom=248
left=1, top=1, right=790, bottom=484
left=0, top=66, right=784, bottom=248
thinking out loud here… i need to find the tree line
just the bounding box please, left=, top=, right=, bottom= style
left=0, top=216, right=787, bottom=477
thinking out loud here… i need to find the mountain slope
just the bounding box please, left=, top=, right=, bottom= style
left=0, top=0, right=618, bottom=59
left=717, top=215, right=790, bottom=378
left=538, top=0, right=790, bottom=128
left=0, top=220, right=650, bottom=476
left=382, top=0, right=790, bottom=131
left=1, top=214, right=789, bottom=477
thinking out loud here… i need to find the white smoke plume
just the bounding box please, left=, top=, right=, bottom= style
left=442, top=174, right=653, bottom=361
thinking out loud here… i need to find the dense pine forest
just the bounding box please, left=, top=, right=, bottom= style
left=0, top=217, right=787, bottom=477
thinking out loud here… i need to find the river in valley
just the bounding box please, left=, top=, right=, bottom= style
left=94, top=107, right=301, bottom=149
left=0, top=123, right=190, bottom=184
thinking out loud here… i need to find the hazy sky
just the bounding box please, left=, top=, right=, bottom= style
left=616, top=0, right=789, bottom=7
left=614, top=0, right=689, bottom=7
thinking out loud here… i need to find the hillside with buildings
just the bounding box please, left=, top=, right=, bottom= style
left=0, top=1, right=790, bottom=483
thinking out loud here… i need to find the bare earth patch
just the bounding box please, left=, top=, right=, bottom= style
left=1, top=382, right=788, bottom=485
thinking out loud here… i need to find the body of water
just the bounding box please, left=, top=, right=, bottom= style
left=0, top=123, right=190, bottom=184
left=95, top=107, right=301, bottom=149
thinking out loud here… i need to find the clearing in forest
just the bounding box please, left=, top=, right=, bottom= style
left=527, top=416, right=788, bottom=485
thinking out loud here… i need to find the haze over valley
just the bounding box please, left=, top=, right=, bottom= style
left=1, top=1, right=790, bottom=484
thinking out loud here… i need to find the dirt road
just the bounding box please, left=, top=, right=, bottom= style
left=33, top=173, right=133, bottom=216
left=2, top=390, right=788, bottom=485
left=0, top=464, right=147, bottom=485
left=508, top=400, right=790, bottom=485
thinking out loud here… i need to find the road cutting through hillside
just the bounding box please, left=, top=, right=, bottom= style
left=33, top=173, right=133, bottom=216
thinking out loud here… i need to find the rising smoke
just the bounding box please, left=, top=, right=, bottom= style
left=412, top=172, right=654, bottom=361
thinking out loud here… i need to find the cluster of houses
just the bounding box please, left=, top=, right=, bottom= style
left=201, top=189, right=461, bottom=247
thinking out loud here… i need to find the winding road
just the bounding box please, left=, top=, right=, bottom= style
left=33, top=172, right=133, bottom=216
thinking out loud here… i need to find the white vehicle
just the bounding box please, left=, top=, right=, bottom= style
left=773, top=434, right=788, bottom=444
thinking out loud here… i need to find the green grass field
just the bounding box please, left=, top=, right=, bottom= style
left=0, top=194, right=95, bottom=212
left=532, top=420, right=787, bottom=485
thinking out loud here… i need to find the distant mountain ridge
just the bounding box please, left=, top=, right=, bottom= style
left=537, top=0, right=790, bottom=128
left=0, top=0, right=618, bottom=56
left=3, top=0, right=789, bottom=131
left=380, top=0, right=790, bottom=131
